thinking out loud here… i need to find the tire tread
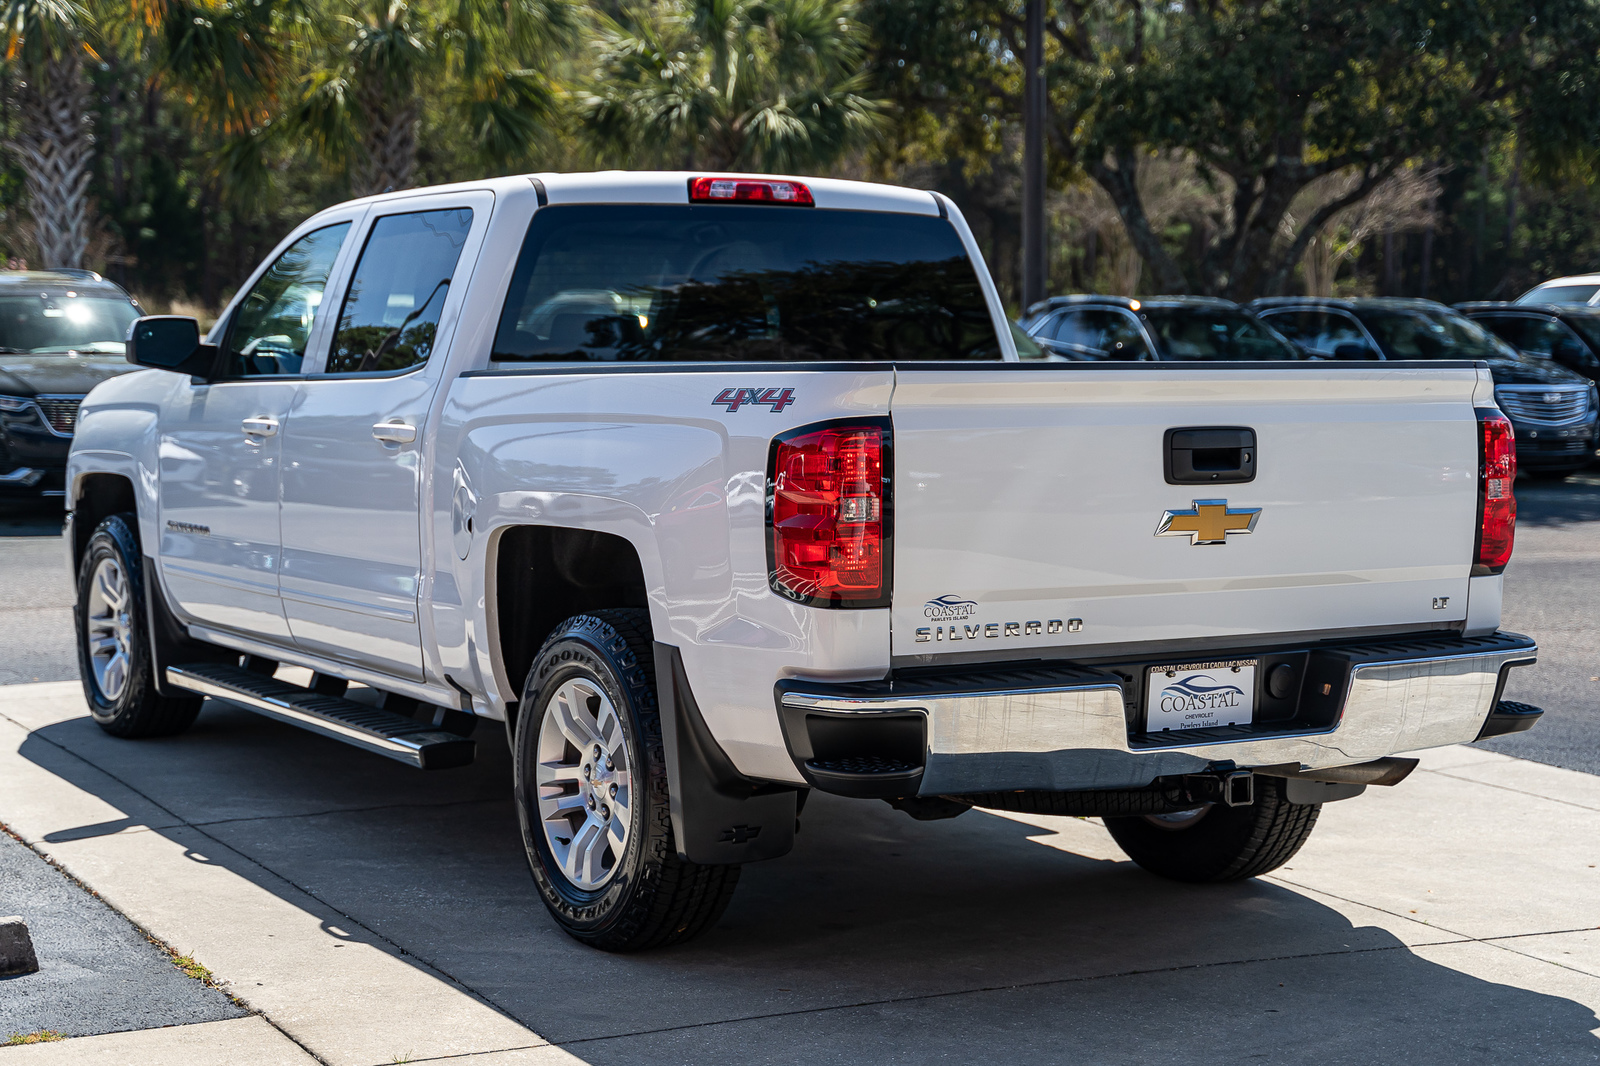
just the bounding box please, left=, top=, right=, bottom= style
left=1103, top=776, right=1320, bottom=883
left=76, top=513, right=203, bottom=738
left=518, top=608, right=740, bottom=951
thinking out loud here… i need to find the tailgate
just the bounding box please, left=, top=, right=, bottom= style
left=888, top=365, right=1483, bottom=658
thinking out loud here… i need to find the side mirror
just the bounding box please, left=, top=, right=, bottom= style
left=127, top=316, right=219, bottom=378
left=1333, top=342, right=1377, bottom=361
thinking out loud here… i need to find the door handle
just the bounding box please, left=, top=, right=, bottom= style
left=242, top=416, right=278, bottom=441
left=372, top=420, right=417, bottom=444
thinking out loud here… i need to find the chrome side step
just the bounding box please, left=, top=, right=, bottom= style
left=165, top=663, right=475, bottom=770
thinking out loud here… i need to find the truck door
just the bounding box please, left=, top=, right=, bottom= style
left=157, top=222, right=354, bottom=643
left=277, top=192, right=491, bottom=680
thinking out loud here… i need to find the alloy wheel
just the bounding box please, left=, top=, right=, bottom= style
left=85, top=557, right=133, bottom=703
left=534, top=677, right=634, bottom=890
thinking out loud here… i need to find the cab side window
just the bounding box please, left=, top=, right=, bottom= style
left=1258, top=311, right=1313, bottom=345
left=222, top=223, right=350, bottom=377
left=324, top=208, right=474, bottom=375
left=1088, top=310, right=1151, bottom=360
left=1497, top=315, right=1592, bottom=365
left=1475, top=314, right=1534, bottom=352
left=1262, top=311, right=1368, bottom=356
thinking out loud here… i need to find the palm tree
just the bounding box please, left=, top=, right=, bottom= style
left=282, top=0, right=574, bottom=198
left=1, top=0, right=289, bottom=269
left=580, top=0, right=886, bottom=172
left=1, top=0, right=100, bottom=267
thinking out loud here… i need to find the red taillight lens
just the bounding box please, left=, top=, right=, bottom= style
left=689, top=176, right=815, bottom=206
left=767, top=421, right=890, bottom=607
left=1475, top=408, right=1516, bottom=574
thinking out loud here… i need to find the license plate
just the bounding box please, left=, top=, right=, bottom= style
left=1145, top=659, right=1257, bottom=732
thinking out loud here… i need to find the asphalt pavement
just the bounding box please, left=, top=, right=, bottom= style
left=0, top=828, right=243, bottom=1040
left=0, top=505, right=73, bottom=687
left=1483, top=473, right=1600, bottom=773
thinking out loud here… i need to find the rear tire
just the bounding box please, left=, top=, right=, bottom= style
left=1103, top=776, right=1319, bottom=882
left=513, top=608, right=739, bottom=951
left=74, top=514, right=203, bottom=738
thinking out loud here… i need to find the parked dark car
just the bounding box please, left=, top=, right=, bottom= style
left=1455, top=301, right=1600, bottom=384
left=1250, top=297, right=1599, bottom=479
left=0, top=270, right=143, bottom=499
left=1019, top=295, right=1300, bottom=361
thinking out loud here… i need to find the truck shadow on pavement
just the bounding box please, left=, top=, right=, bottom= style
left=16, top=703, right=1600, bottom=1065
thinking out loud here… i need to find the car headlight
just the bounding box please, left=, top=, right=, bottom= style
left=0, top=395, right=32, bottom=413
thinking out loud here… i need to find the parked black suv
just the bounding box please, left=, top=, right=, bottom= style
left=1250, top=297, right=1599, bottom=479
left=1019, top=295, right=1300, bottom=361
left=0, top=270, right=143, bottom=498
left=1455, top=302, right=1600, bottom=384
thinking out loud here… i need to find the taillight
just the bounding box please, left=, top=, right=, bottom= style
left=767, top=420, right=891, bottom=607
left=1474, top=407, right=1516, bottom=574
left=689, top=176, right=814, bottom=206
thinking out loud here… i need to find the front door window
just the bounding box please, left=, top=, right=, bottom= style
left=222, top=224, right=350, bottom=377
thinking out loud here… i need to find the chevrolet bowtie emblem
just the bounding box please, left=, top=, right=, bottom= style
left=1155, top=499, right=1262, bottom=545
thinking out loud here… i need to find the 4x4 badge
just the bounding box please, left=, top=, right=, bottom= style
left=1155, top=499, right=1261, bottom=545
left=713, top=387, right=795, bottom=413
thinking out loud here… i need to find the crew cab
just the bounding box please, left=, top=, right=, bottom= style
left=66, top=173, right=1540, bottom=951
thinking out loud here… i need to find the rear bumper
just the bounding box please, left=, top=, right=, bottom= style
left=776, top=631, right=1538, bottom=797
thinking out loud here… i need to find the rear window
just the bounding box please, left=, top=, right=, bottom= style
left=489, top=204, right=1000, bottom=364
left=1140, top=308, right=1299, bottom=361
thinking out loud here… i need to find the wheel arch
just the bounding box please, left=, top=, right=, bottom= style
left=70, top=471, right=138, bottom=571
left=487, top=523, right=651, bottom=736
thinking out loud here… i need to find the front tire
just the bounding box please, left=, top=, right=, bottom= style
left=74, top=514, right=203, bottom=738
left=513, top=609, right=739, bottom=951
left=1103, top=776, right=1319, bottom=882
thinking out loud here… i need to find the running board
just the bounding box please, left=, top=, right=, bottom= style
left=165, top=663, right=475, bottom=770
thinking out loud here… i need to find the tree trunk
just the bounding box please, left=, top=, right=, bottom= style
left=1303, top=233, right=1337, bottom=297
left=10, top=50, right=94, bottom=269
left=352, top=81, right=420, bottom=198
left=1088, top=150, right=1188, bottom=294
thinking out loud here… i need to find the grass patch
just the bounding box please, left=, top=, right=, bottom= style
left=4, top=1031, right=65, bottom=1045
left=171, top=953, right=214, bottom=983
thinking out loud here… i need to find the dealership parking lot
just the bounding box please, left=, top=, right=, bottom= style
left=2, top=478, right=1598, bottom=1063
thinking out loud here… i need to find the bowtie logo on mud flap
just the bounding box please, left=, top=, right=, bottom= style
left=713, top=387, right=796, bottom=413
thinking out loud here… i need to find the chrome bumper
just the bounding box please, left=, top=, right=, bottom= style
left=776, top=632, right=1538, bottom=795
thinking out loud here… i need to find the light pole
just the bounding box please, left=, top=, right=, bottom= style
left=1021, top=0, right=1047, bottom=312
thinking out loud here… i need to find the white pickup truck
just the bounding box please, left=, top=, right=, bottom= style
left=67, top=172, right=1541, bottom=951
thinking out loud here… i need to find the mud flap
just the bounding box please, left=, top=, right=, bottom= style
left=142, top=555, right=235, bottom=697
left=653, top=643, right=798, bottom=865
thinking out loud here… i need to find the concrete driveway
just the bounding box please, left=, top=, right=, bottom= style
left=1, top=681, right=1598, bottom=1064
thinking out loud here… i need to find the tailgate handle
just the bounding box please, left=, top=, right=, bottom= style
left=1165, top=426, right=1255, bottom=485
